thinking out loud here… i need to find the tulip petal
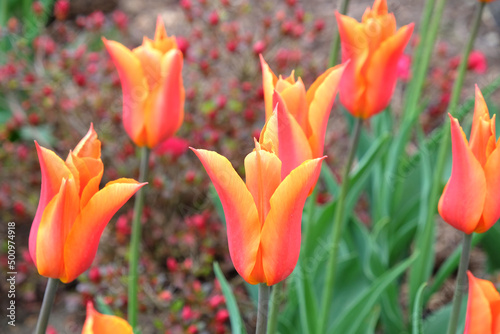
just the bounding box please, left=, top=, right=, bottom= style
left=66, top=153, right=103, bottom=197
left=479, top=143, right=500, bottom=232
left=260, top=157, right=325, bottom=285
left=145, top=49, right=184, bottom=148
left=259, top=111, right=279, bottom=154
left=36, top=177, right=79, bottom=279
left=306, top=63, right=345, bottom=157
left=279, top=78, right=309, bottom=135
left=102, top=38, right=148, bottom=146
left=363, top=23, right=414, bottom=118
left=29, top=143, right=73, bottom=266
left=464, top=272, right=499, bottom=334
left=260, top=55, right=278, bottom=120
left=244, top=147, right=282, bottom=227
left=72, top=124, right=101, bottom=159
left=83, top=301, right=133, bottom=334
left=191, top=149, right=260, bottom=283
left=438, top=115, right=486, bottom=234
left=274, top=92, right=313, bottom=180
left=133, top=45, right=163, bottom=91
left=336, top=12, right=369, bottom=117
left=470, top=86, right=496, bottom=165
left=62, top=179, right=144, bottom=283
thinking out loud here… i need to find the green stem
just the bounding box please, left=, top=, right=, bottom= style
left=34, top=278, right=59, bottom=334
left=267, top=283, right=281, bottom=334
left=256, top=284, right=270, bottom=334
left=447, top=2, right=485, bottom=115
left=318, top=117, right=363, bottom=334
left=409, top=0, right=486, bottom=309
left=128, top=146, right=150, bottom=329
left=446, top=233, right=473, bottom=334
left=328, top=0, right=351, bottom=67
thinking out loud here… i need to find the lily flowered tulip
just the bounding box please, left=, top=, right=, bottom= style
left=103, top=16, right=184, bottom=148
left=438, top=87, right=500, bottom=234
left=336, top=0, right=414, bottom=118
left=464, top=271, right=500, bottom=334
left=29, top=125, right=145, bottom=283
left=192, top=143, right=324, bottom=285
left=82, top=301, right=133, bottom=334
left=260, top=56, right=345, bottom=178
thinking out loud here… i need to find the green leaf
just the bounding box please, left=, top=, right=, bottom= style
left=209, top=185, right=226, bottom=227
left=329, top=252, right=418, bottom=334
left=412, top=283, right=427, bottom=334
left=213, top=262, right=246, bottom=334
left=293, top=265, right=318, bottom=334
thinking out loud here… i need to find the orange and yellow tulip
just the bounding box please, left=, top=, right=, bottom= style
left=103, top=16, right=184, bottom=148
left=260, top=55, right=345, bottom=178
left=192, top=142, right=324, bottom=285
left=82, top=301, right=133, bottom=334
left=29, top=125, right=145, bottom=283
left=335, top=0, right=414, bottom=118
left=464, top=271, right=500, bottom=334
left=438, top=87, right=500, bottom=234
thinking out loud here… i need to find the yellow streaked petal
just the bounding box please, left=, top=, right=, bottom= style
left=260, top=157, right=325, bottom=285
left=191, top=148, right=260, bottom=283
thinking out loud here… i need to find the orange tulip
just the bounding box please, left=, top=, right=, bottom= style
left=335, top=0, right=414, bottom=119
left=438, top=86, right=500, bottom=234
left=29, top=125, right=145, bottom=283
left=260, top=55, right=345, bottom=178
left=464, top=271, right=500, bottom=334
left=103, top=16, right=184, bottom=148
left=192, top=142, right=324, bottom=285
left=82, top=301, right=133, bottom=334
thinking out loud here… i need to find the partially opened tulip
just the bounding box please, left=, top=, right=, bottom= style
left=29, top=125, right=145, bottom=283
left=438, top=87, right=500, bottom=234
left=192, top=142, right=324, bottom=285
left=82, top=301, right=133, bottom=334
left=464, top=271, right=500, bottom=334
left=335, top=0, right=414, bottom=118
left=103, top=16, right=184, bottom=148
left=260, top=55, right=345, bottom=178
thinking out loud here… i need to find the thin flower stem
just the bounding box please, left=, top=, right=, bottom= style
left=256, top=284, right=271, bottom=334
left=328, top=0, right=351, bottom=67
left=267, top=283, right=281, bottom=334
left=318, top=117, right=363, bottom=334
left=128, top=146, right=150, bottom=329
left=446, top=232, right=473, bottom=334
left=34, top=278, right=59, bottom=334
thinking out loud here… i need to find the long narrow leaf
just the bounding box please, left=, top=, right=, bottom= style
left=412, top=283, right=428, bottom=334
left=213, top=262, right=246, bottom=334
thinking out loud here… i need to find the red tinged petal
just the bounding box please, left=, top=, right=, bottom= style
left=82, top=301, right=133, bottom=334
left=29, top=143, right=73, bottom=267
left=260, top=157, right=325, bottom=285
left=479, top=144, right=500, bottom=232
left=133, top=45, right=163, bottom=91
left=438, top=115, right=486, bottom=234
left=102, top=38, right=148, bottom=147
left=36, top=177, right=79, bottom=279
left=274, top=92, right=313, bottom=180
left=145, top=49, right=184, bottom=148
left=336, top=12, right=369, bottom=117
left=191, top=148, right=260, bottom=283
left=260, top=54, right=278, bottom=120
left=464, top=272, right=500, bottom=334
left=363, top=23, right=414, bottom=118
left=61, top=179, right=145, bottom=283
left=470, top=86, right=495, bottom=165
left=306, top=63, right=345, bottom=157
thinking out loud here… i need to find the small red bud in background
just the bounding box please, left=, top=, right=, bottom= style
left=54, top=0, right=70, bottom=21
